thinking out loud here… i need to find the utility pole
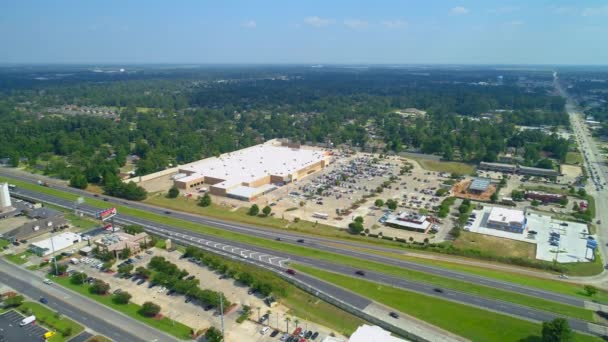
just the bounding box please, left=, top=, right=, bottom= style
left=220, top=293, right=225, bottom=341
left=50, top=230, right=58, bottom=275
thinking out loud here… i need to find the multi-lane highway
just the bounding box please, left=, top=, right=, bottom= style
left=3, top=171, right=607, bottom=338
left=0, top=258, right=176, bottom=342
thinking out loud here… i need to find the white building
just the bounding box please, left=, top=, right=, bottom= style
left=0, top=183, right=11, bottom=212
left=29, top=232, right=82, bottom=256
left=486, top=207, right=527, bottom=233
left=385, top=212, right=431, bottom=232
left=348, top=325, right=406, bottom=342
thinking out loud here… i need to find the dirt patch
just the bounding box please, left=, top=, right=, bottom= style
left=451, top=179, right=496, bottom=202
left=560, top=165, right=583, bottom=178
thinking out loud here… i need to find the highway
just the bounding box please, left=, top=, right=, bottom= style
left=3, top=175, right=607, bottom=338
left=0, top=258, right=176, bottom=342
left=555, top=73, right=608, bottom=284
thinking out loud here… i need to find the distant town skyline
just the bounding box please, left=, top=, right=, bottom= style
left=1, top=0, right=608, bottom=65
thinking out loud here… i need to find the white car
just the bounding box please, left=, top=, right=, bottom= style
left=43, top=278, right=52, bottom=285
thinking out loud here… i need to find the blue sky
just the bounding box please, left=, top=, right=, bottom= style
left=1, top=0, right=607, bottom=65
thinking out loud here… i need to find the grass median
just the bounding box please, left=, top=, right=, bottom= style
left=292, top=264, right=601, bottom=342
left=52, top=277, right=193, bottom=340
left=2, top=176, right=600, bottom=320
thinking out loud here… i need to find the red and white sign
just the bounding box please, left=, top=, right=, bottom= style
left=97, top=207, right=117, bottom=221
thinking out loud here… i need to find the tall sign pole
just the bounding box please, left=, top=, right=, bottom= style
left=220, top=293, right=225, bottom=341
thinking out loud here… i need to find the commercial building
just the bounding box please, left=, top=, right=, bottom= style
left=348, top=325, right=406, bottom=342
left=486, top=207, right=527, bottom=233
left=479, top=162, right=560, bottom=177
left=174, top=141, right=330, bottom=201
left=524, top=191, right=566, bottom=204
left=94, top=232, right=149, bottom=256
left=468, top=178, right=491, bottom=194
left=29, top=232, right=81, bottom=256
left=385, top=212, right=431, bottom=232
left=479, top=162, right=517, bottom=173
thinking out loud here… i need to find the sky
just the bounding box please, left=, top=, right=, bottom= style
left=1, top=0, right=607, bottom=65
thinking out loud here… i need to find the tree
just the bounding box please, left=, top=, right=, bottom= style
left=572, top=202, right=579, bottom=212
left=584, top=285, right=597, bottom=297
left=113, top=291, right=132, bottom=304
left=69, top=174, right=88, bottom=189
left=559, top=197, right=568, bottom=206
left=3, top=295, right=24, bottom=308
left=124, top=224, right=144, bottom=235
left=541, top=318, right=572, bottom=342
left=531, top=200, right=540, bottom=207
left=386, top=199, right=397, bottom=210
left=90, top=280, right=110, bottom=295
left=118, top=264, right=134, bottom=275
left=205, top=326, right=223, bottom=342
left=198, top=193, right=212, bottom=207
left=374, top=199, right=384, bottom=207
left=70, top=271, right=88, bottom=285
left=140, top=302, right=161, bottom=317
left=490, top=192, right=498, bottom=203
left=167, top=186, right=179, bottom=198
left=577, top=188, right=586, bottom=197
left=135, top=266, right=151, bottom=279
left=354, top=216, right=364, bottom=224
left=119, top=247, right=132, bottom=260
left=53, top=263, right=68, bottom=275
left=262, top=205, right=272, bottom=217
left=348, top=221, right=364, bottom=234
left=248, top=204, right=260, bottom=216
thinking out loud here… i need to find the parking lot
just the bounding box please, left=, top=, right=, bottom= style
left=0, top=310, right=47, bottom=342
left=63, top=248, right=341, bottom=341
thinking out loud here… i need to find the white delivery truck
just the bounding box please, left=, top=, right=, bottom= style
left=19, top=315, right=36, bottom=326
left=70, top=258, right=80, bottom=265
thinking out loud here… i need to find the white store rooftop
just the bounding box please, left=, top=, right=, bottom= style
left=178, top=142, right=328, bottom=190
left=29, top=232, right=81, bottom=256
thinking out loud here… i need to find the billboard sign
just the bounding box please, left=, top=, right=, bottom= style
left=97, top=207, right=117, bottom=221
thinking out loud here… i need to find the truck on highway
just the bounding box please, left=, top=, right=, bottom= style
left=19, top=315, right=36, bottom=326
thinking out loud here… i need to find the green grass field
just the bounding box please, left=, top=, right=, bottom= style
left=17, top=301, right=84, bottom=342
left=0, top=238, right=9, bottom=249
left=453, top=231, right=537, bottom=259
left=293, top=265, right=601, bottom=342
left=5, top=251, right=34, bottom=265
left=52, top=277, right=193, bottom=339
left=3, top=176, right=603, bottom=318
left=566, top=152, right=583, bottom=165
left=409, top=158, right=476, bottom=175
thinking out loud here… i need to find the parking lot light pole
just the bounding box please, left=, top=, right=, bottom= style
left=50, top=230, right=59, bottom=276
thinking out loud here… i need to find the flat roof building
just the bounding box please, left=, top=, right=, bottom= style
left=385, top=212, right=431, bottom=232
left=479, top=162, right=560, bottom=177
left=349, top=325, right=406, bottom=342
left=94, top=232, right=149, bottom=256
left=174, top=141, right=329, bottom=201
left=487, top=207, right=527, bottom=233
left=29, top=232, right=81, bottom=256
left=518, top=166, right=559, bottom=177
left=469, top=178, right=491, bottom=193
left=479, top=162, right=517, bottom=173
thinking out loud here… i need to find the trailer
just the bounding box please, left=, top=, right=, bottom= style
left=312, top=212, right=328, bottom=220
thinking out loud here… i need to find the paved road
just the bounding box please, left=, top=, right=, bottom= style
left=0, top=259, right=177, bottom=342
left=555, top=73, right=608, bottom=286
left=6, top=184, right=608, bottom=337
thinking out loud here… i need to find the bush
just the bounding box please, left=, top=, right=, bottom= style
left=248, top=204, right=260, bottom=216
left=435, top=188, right=449, bottom=196
left=348, top=221, right=364, bottom=234
left=374, top=199, right=384, bottom=207
left=205, top=326, right=223, bottom=342
left=386, top=199, right=397, bottom=210
left=124, top=224, right=144, bottom=235
left=90, top=280, right=110, bottom=295
left=2, top=295, right=24, bottom=308
left=140, top=302, right=161, bottom=317
left=382, top=236, right=394, bottom=241
left=262, top=206, right=272, bottom=217
left=198, top=193, right=212, bottom=207
left=167, top=186, right=179, bottom=198
left=70, top=272, right=88, bottom=285
left=113, top=291, right=132, bottom=304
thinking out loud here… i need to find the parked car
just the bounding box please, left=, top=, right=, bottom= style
left=311, top=331, right=319, bottom=340
left=270, top=330, right=280, bottom=337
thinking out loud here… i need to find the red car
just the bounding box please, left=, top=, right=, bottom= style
left=293, top=327, right=302, bottom=336
left=286, top=269, right=296, bottom=275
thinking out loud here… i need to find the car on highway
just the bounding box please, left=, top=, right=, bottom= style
left=286, top=269, right=296, bottom=275
left=164, top=211, right=172, bottom=214
left=433, top=288, right=444, bottom=293
left=389, top=311, right=399, bottom=319
left=297, top=239, right=305, bottom=243
left=43, top=278, right=52, bottom=285
left=355, top=270, right=366, bottom=276
left=39, top=297, right=48, bottom=304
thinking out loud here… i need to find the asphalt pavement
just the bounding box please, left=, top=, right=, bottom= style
left=0, top=258, right=177, bottom=342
